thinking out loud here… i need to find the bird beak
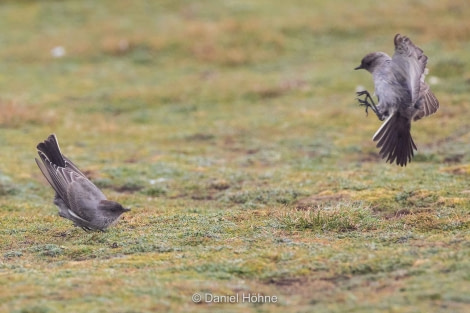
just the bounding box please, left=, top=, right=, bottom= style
left=123, top=207, right=131, bottom=212
left=354, top=65, right=363, bottom=70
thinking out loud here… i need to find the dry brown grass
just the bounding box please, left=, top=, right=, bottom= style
left=0, top=98, right=57, bottom=128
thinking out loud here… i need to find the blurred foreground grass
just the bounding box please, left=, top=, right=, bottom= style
left=1, top=0, right=470, bottom=312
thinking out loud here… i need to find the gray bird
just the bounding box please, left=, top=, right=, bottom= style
left=35, top=134, right=130, bottom=231
left=355, top=34, right=439, bottom=166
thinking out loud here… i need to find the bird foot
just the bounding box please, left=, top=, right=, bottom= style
left=356, top=90, right=382, bottom=120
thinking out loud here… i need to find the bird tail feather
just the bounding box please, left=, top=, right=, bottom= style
left=36, top=134, right=65, bottom=167
left=372, top=112, right=416, bottom=166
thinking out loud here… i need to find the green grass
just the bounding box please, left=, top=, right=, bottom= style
left=1, top=0, right=470, bottom=312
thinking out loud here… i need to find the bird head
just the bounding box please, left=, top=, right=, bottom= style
left=98, top=200, right=131, bottom=214
left=355, top=52, right=390, bottom=73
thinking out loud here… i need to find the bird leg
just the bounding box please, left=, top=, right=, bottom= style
left=356, top=90, right=382, bottom=120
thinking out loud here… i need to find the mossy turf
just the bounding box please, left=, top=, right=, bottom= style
left=1, top=0, right=470, bottom=312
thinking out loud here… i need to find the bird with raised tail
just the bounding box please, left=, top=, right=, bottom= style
left=35, top=134, right=130, bottom=231
left=355, top=34, right=439, bottom=166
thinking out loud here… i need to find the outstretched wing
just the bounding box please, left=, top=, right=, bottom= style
left=392, top=34, right=427, bottom=105
left=414, top=72, right=439, bottom=121
left=392, top=34, right=439, bottom=119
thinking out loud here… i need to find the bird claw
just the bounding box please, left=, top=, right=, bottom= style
left=356, top=90, right=370, bottom=97
left=356, top=90, right=381, bottom=120
left=356, top=98, right=371, bottom=116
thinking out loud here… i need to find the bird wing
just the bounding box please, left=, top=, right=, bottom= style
left=66, top=175, right=107, bottom=223
left=36, top=151, right=71, bottom=204
left=37, top=151, right=106, bottom=218
left=414, top=72, right=439, bottom=120
left=392, top=34, right=439, bottom=120
left=391, top=34, right=427, bottom=105
left=63, top=155, right=89, bottom=179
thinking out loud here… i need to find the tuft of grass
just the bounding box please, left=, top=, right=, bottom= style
left=398, top=210, right=470, bottom=232
left=278, top=202, right=379, bottom=232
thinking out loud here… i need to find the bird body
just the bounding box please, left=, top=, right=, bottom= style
left=355, top=34, right=439, bottom=166
left=35, top=134, right=129, bottom=231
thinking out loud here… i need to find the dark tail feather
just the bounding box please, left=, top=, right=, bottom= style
left=372, top=112, right=416, bottom=167
left=36, top=134, right=65, bottom=167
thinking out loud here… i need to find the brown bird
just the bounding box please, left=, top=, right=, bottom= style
left=355, top=34, right=439, bottom=166
left=35, top=134, right=130, bottom=231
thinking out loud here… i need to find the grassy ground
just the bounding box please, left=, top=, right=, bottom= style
left=1, top=0, right=470, bottom=312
